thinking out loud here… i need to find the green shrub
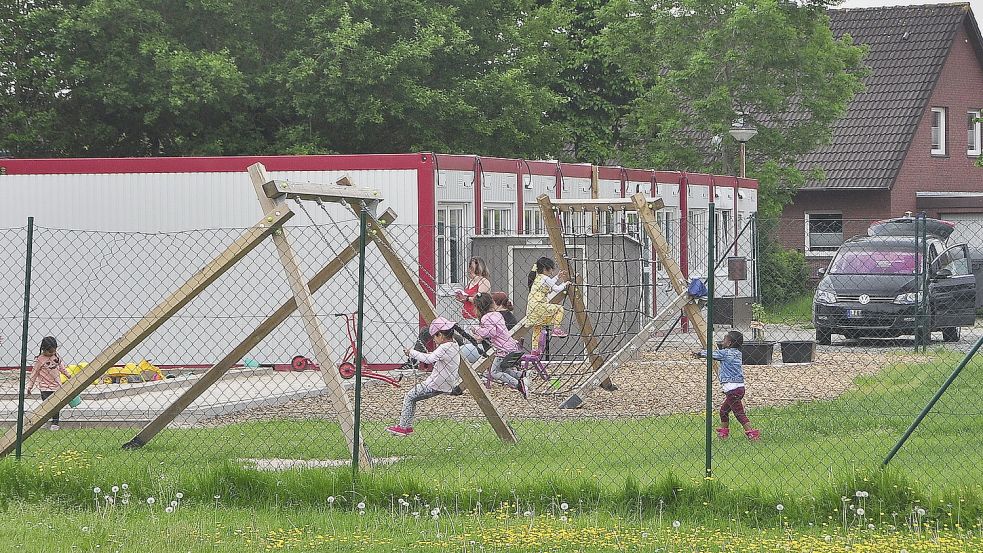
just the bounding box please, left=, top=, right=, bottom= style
left=759, top=243, right=809, bottom=307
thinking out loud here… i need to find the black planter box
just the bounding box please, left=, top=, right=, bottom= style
left=780, top=340, right=816, bottom=363
left=741, top=341, right=775, bottom=365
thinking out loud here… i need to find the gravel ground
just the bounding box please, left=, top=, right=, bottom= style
left=202, top=335, right=934, bottom=426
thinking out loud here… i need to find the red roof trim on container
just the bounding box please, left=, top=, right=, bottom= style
left=0, top=154, right=429, bottom=175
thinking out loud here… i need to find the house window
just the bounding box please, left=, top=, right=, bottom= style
left=806, top=213, right=843, bottom=253
left=437, top=206, right=465, bottom=285
left=931, top=107, right=946, bottom=156
left=968, top=110, right=982, bottom=156
left=482, top=206, right=512, bottom=235
left=523, top=206, right=545, bottom=235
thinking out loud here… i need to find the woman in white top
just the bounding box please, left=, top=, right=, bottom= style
left=387, top=317, right=462, bottom=436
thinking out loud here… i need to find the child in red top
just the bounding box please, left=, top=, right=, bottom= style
left=26, top=336, right=71, bottom=430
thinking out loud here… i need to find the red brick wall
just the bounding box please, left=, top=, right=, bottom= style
left=892, top=23, right=983, bottom=218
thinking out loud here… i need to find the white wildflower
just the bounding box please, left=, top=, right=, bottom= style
left=560, top=502, right=569, bottom=511
left=776, top=504, right=784, bottom=512
left=672, top=520, right=681, bottom=528
left=146, top=497, right=155, bottom=505
left=857, top=508, right=865, bottom=516
left=327, top=496, right=335, bottom=504
left=175, top=492, right=183, bottom=500
left=121, top=484, right=128, bottom=490
left=93, top=487, right=101, bottom=494
left=165, top=506, right=173, bottom=514
left=356, top=502, right=366, bottom=510
left=111, top=486, right=119, bottom=494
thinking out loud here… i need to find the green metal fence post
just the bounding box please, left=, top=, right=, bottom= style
left=920, top=213, right=928, bottom=353
left=15, top=217, right=35, bottom=460
left=705, top=202, right=715, bottom=479
left=352, top=206, right=368, bottom=479
left=884, top=334, right=983, bottom=466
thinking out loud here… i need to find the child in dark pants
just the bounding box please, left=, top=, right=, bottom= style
left=695, top=331, right=760, bottom=441
left=26, top=336, right=71, bottom=431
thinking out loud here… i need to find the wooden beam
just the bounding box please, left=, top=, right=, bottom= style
left=537, top=194, right=606, bottom=378
left=353, top=201, right=519, bottom=444
left=249, top=163, right=371, bottom=468
left=0, top=207, right=294, bottom=457
left=124, top=209, right=399, bottom=449
left=548, top=197, right=665, bottom=212
left=560, top=291, right=692, bottom=409
left=631, top=193, right=711, bottom=352
left=262, top=179, right=383, bottom=205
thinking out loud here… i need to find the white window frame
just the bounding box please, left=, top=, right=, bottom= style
left=931, top=107, right=947, bottom=156
left=436, top=204, right=466, bottom=287
left=523, top=205, right=545, bottom=235
left=804, top=212, right=843, bottom=257
left=481, top=204, right=512, bottom=236
left=968, top=110, right=982, bottom=156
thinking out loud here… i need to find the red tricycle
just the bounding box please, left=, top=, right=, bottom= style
left=288, top=312, right=401, bottom=387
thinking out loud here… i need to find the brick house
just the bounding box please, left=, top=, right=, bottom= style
left=780, top=3, right=983, bottom=271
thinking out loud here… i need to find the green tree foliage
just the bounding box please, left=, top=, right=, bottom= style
left=0, top=0, right=568, bottom=157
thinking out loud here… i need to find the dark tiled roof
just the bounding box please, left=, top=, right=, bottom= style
left=800, top=3, right=975, bottom=190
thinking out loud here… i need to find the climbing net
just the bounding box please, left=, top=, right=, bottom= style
left=529, top=212, right=656, bottom=396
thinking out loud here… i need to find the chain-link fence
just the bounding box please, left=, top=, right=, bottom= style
left=1, top=210, right=980, bottom=498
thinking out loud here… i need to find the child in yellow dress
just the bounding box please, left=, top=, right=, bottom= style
left=525, top=257, right=571, bottom=349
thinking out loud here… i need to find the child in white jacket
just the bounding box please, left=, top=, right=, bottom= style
left=387, top=317, right=462, bottom=436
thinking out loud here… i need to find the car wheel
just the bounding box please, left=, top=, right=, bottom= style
left=942, top=327, right=961, bottom=343
left=816, top=328, right=832, bottom=346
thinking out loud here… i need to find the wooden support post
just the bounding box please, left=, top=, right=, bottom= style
left=632, top=193, right=711, bottom=352
left=537, top=194, right=607, bottom=381
left=560, top=291, right=692, bottom=409
left=124, top=210, right=398, bottom=449
left=356, top=202, right=518, bottom=444
left=0, top=208, right=293, bottom=457
left=248, top=163, right=371, bottom=468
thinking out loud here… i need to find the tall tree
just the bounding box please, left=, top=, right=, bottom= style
left=0, top=0, right=570, bottom=158
left=603, top=0, right=866, bottom=218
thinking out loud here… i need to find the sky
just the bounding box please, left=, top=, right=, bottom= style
left=837, top=0, right=983, bottom=27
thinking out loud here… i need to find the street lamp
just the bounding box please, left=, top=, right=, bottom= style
left=728, top=122, right=757, bottom=178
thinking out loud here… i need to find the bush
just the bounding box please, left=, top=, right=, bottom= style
left=759, top=244, right=809, bottom=307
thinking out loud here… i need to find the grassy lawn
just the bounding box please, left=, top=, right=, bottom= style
left=2, top=351, right=981, bottom=524
left=762, top=294, right=814, bottom=326
left=3, top=501, right=983, bottom=552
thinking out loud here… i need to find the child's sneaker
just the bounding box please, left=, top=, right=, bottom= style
left=716, top=427, right=729, bottom=439
left=518, top=373, right=530, bottom=400
left=551, top=326, right=568, bottom=338
left=49, top=424, right=60, bottom=431
left=745, top=429, right=761, bottom=441
left=386, top=425, right=412, bottom=437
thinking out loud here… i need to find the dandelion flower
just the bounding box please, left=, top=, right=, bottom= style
left=672, top=521, right=681, bottom=528
left=93, top=487, right=101, bottom=494
left=146, top=497, right=156, bottom=505
left=111, top=486, right=119, bottom=494
left=82, top=526, right=90, bottom=533
left=356, top=502, right=366, bottom=510
left=824, top=535, right=832, bottom=542
left=523, top=511, right=532, bottom=517
left=867, top=523, right=875, bottom=530
left=917, top=508, right=926, bottom=516
left=561, top=516, right=568, bottom=522
left=170, top=500, right=178, bottom=508
left=776, top=504, right=784, bottom=512
left=213, top=495, right=221, bottom=500
left=641, top=532, right=649, bottom=538
left=165, top=506, right=174, bottom=513
left=327, top=496, right=335, bottom=505
left=560, top=502, right=569, bottom=511
left=121, top=484, right=128, bottom=490
left=857, top=508, right=865, bottom=516
left=431, top=508, right=440, bottom=517
left=175, top=492, right=183, bottom=500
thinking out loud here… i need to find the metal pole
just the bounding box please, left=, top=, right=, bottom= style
left=884, top=334, right=983, bottom=466
left=706, top=202, right=715, bottom=479
left=751, top=215, right=759, bottom=302
left=15, top=217, right=34, bottom=460
left=739, top=143, right=746, bottom=179
left=913, top=215, right=921, bottom=352
left=352, top=206, right=368, bottom=478
left=920, top=213, right=928, bottom=353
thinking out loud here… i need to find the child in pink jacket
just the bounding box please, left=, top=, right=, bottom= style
left=474, top=293, right=530, bottom=399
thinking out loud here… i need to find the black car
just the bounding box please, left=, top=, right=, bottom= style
left=812, top=217, right=976, bottom=345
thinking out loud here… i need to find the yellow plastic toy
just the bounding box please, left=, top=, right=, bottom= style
left=99, top=359, right=165, bottom=384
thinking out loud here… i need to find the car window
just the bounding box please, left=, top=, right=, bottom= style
left=829, top=249, right=916, bottom=274
left=940, top=246, right=971, bottom=276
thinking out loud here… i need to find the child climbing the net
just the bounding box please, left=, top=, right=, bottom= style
left=694, top=330, right=761, bottom=441
left=387, top=317, right=462, bottom=436
left=525, top=256, right=571, bottom=350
